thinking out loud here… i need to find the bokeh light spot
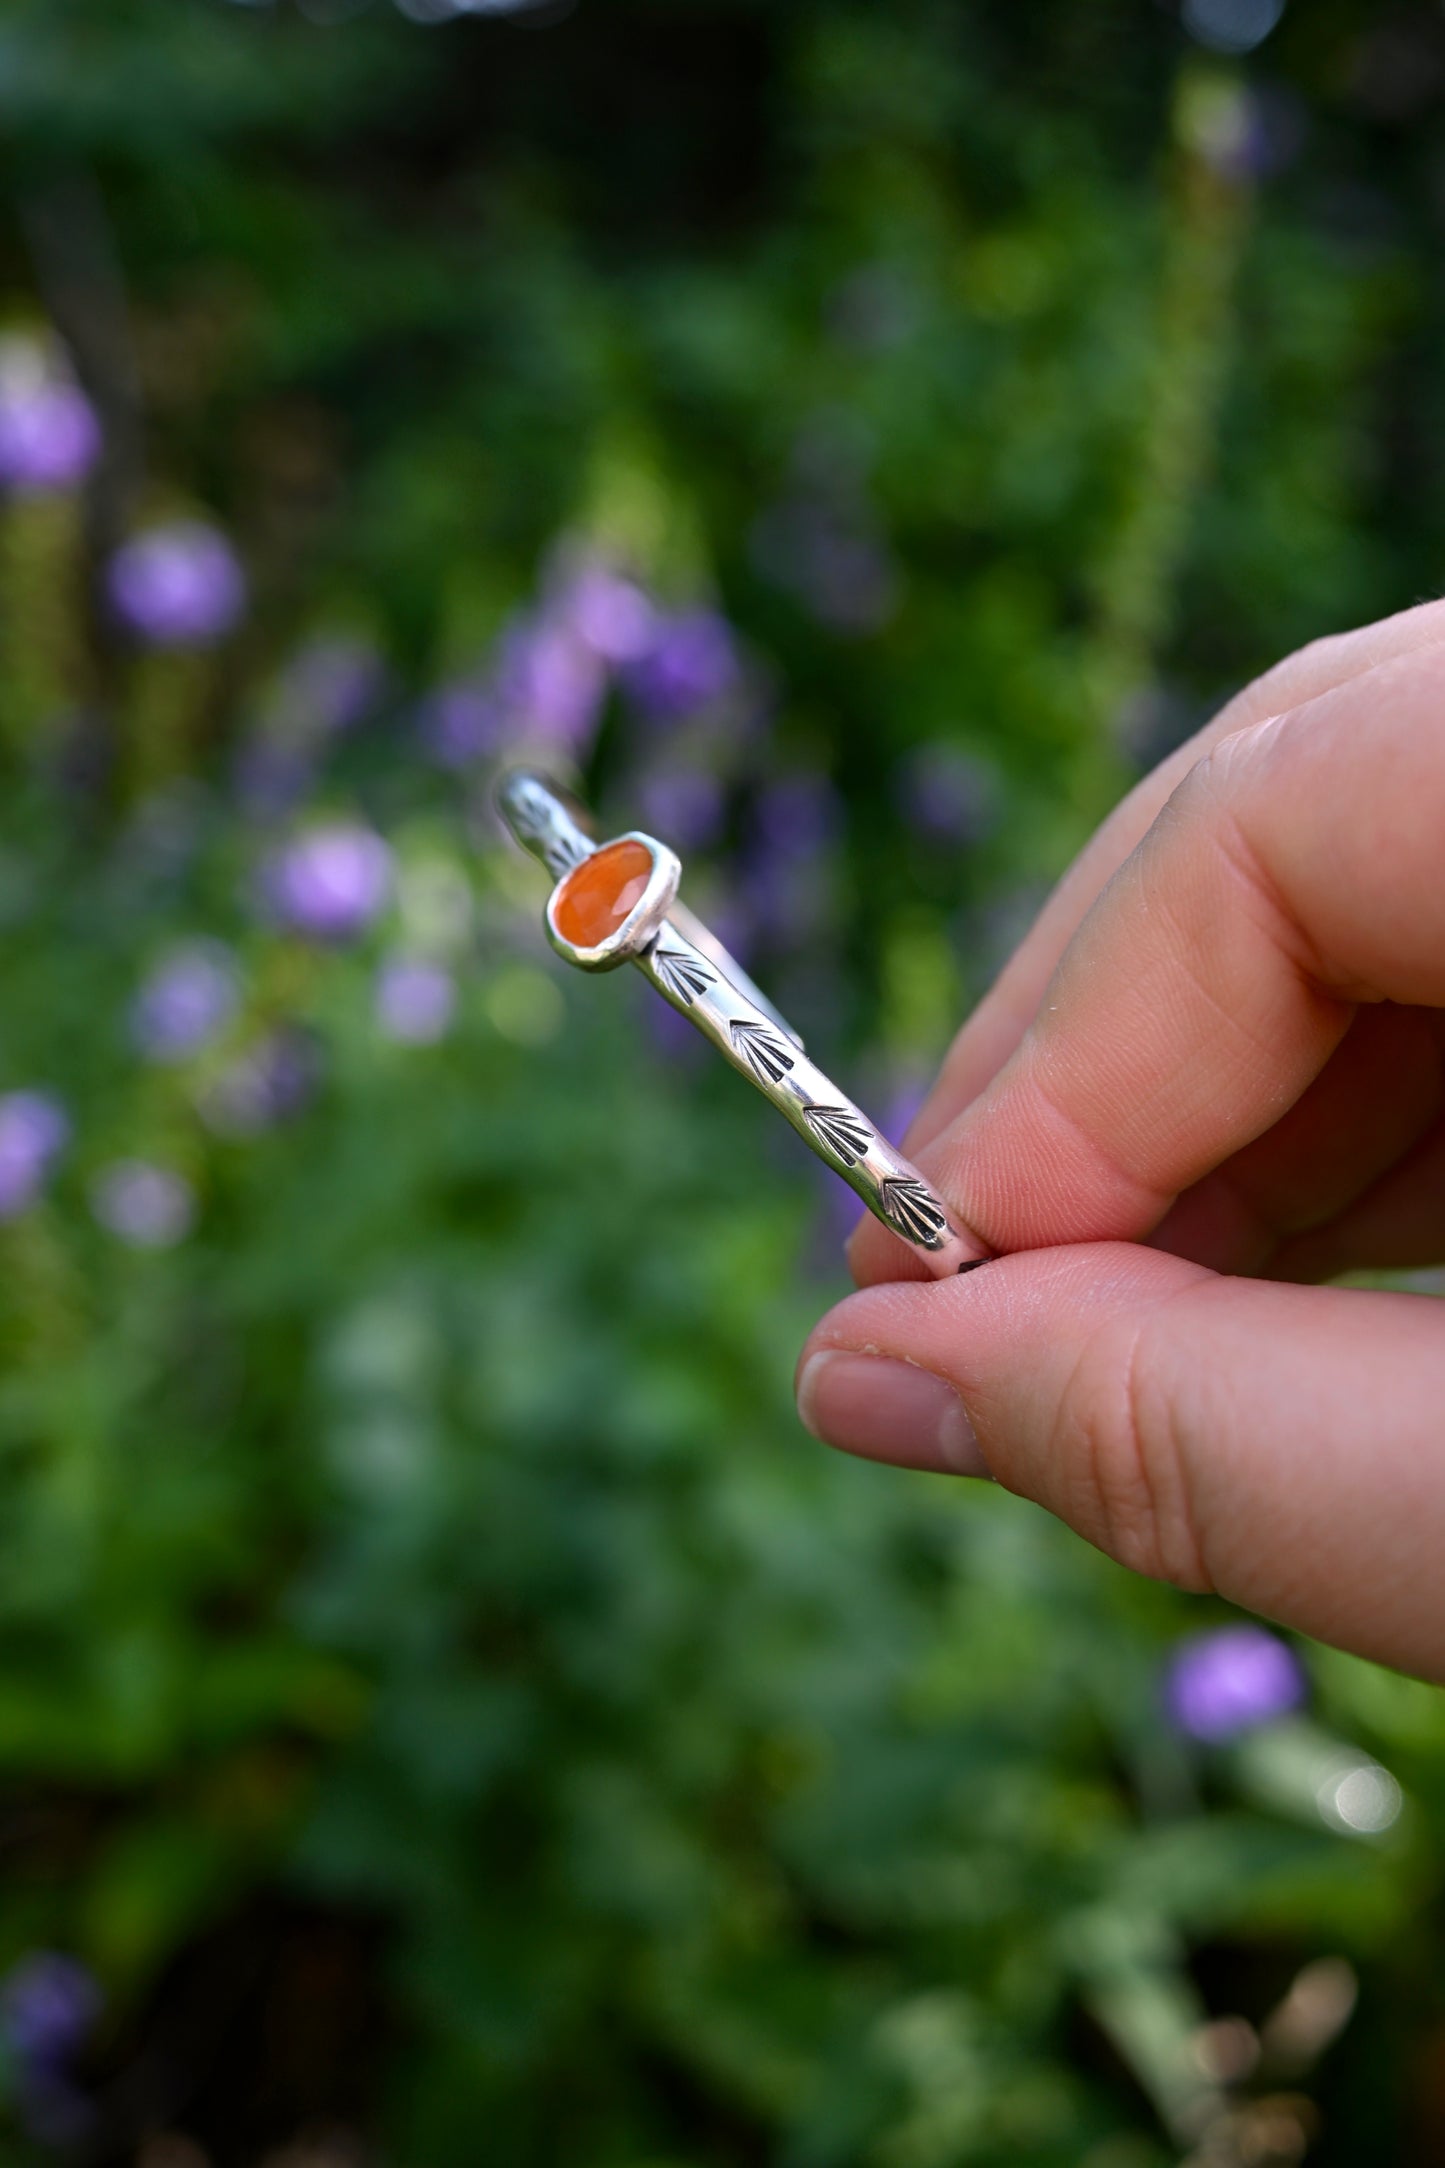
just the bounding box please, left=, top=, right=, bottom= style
left=1181, top=0, right=1285, bottom=55
left=484, top=966, right=565, bottom=1046
left=1316, top=1755, right=1402, bottom=1836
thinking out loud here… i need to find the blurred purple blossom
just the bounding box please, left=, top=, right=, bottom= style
left=624, top=608, right=740, bottom=723
left=131, top=941, right=240, bottom=1062
left=561, top=560, right=657, bottom=663
left=0, top=1953, right=100, bottom=2072
left=0, top=340, right=101, bottom=496
left=644, top=989, right=708, bottom=1067
left=636, top=768, right=727, bottom=851
left=881, top=1075, right=929, bottom=1146
left=751, top=501, right=897, bottom=635
left=701, top=894, right=759, bottom=977
left=815, top=1161, right=864, bottom=1258
left=1219, top=87, right=1303, bottom=181
left=742, top=776, right=842, bottom=944
left=0, top=1952, right=100, bottom=2145
left=1164, top=1624, right=1306, bottom=1743
left=234, top=740, right=316, bottom=817
left=493, top=612, right=607, bottom=755
left=90, top=1161, right=196, bottom=1249
left=396, top=0, right=556, bottom=18
left=107, top=520, right=247, bottom=648
left=1184, top=78, right=1303, bottom=182
left=200, top=1027, right=321, bottom=1137
left=267, top=821, right=392, bottom=941
left=807, top=531, right=896, bottom=634
left=237, top=635, right=386, bottom=815
left=375, top=955, right=456, bottom=1044
left=0, top=1092, right=69, bottom=1219
left=751, top=773, right=842, bottom=861
left=281, top=634, right=385, bottom=739
left=417, top=680, right=503, bottom=770
left=896, top=744, right=999, bottom=846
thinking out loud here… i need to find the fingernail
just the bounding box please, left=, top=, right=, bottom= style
left=796, top=1352, right=991, bottom=1478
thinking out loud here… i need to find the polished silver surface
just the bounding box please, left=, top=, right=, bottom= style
left=495, top=768, right=991, bottom=1277
left=495, top=767, right=797, bottom=1040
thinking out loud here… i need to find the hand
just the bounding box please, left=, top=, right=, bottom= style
left=797, top=600, right=1445, bottom=1678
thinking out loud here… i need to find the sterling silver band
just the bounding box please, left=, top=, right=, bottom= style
left=495, top=769, right=991, bottom=1279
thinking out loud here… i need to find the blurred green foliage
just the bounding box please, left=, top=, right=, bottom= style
left=0, top=1, right=1444, bottom=2162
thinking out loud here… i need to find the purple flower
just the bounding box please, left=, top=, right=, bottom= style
left=1, top=1952, right=100, bottom=2071
left=805, top=530, right=896, bottom=634
left=751, top=502, right=897, bottom=634
left=90, top=1161, right=196, bottom=1249
left=0, top=1953, right=100, bottom=2148
left=896, top=745, right=998, bottom=846
left=0, top=1092, right=69, bottom=1220
left=644, top=990, right=707, bottom=1067
left=624, top=609, right=740, bottom=723
left=237, top=637, right=386, bottom=814
left=234, top=739, right=316, bottom=818
left=751, top=774, right=842, bottom=861
left=200, top=1027, right=321, bottom=1137
left=815, top=1158, right=864, bottom=1258
left=375, top=956, right=456, bottom=1045
left=280, top=634, right=384, bottom=740
left=417, top=680, right=504, bottom=770
left=636, top=768, right=727, bottom=851
left=741, top=776, right=842, bottom=944
left=131, top=941, right=240, bottom=1062
left=881, top=1075, right=929, bottom=1147
left=0, top=342, right=100, bottom=496
left=493, top=613, right=607, bottom=755
left=563, top=561, right=657, bottom=663
left=267, top=821, right=392, bottom=941
left=107, top=520, right=246, bottom=648
left=1182, top=77, right=1303, bottom=181
left=1165, top=1624, right=1306, bottom=1743
left=700, top=894, right=759, bottom=975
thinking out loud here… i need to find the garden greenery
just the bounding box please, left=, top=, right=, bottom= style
left=0, top=1, right=1442, bottom=2160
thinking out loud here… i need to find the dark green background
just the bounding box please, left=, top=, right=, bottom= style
left=0, top=2, right=1443, bottom=2160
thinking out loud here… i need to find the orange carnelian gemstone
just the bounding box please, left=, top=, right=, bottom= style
left=553, top=838, right=654, bottom=948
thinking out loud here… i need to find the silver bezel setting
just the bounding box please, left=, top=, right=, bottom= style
left=544, top=832, right=681, bottom=972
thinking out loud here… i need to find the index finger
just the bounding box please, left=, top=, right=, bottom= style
left=895, top=644, right=1445, bottom=1256
left=851, top=600, right=1445, bottom=1283
left=917, top=598, right=1445, bottom=1151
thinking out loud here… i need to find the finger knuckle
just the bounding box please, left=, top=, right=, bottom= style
left=1239, top=628, right=1351, bottom=718
left=1183, top=712, right=1288, bottom=809
left=1060, top=1316, right=1213, bottom=1592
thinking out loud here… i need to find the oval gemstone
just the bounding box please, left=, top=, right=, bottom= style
left=552, top=838, right=654, bottom=949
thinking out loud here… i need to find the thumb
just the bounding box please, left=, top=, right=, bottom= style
left=797, top=1246, right=1445, bottom=1679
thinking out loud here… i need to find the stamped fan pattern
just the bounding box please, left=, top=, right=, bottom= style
left=879, top=1175, right=948, bottom=1246
left=505, top=777, right=592, bottom=876
left=729, top=1019, right=796, bottom=1085
left=497, top=769, right=980, bottom=1278
left=547, top=836, right=591, bottom=875
left=652, top=946, right=716, bottom=1006
left=803, top=1104, right=873, bottom=1168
